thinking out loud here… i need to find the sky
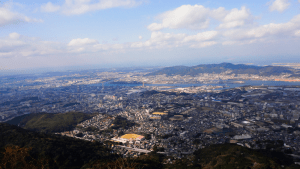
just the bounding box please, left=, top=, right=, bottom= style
left=0, top=0, right=300, bottom=71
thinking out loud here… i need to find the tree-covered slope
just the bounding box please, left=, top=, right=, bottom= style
left=5, top=112, right=97, bottom=133
left=192, top=143, right=297, bottom=169
left=0, top=123, right=116, bottom=169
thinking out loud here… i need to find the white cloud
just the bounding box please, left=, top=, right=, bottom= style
left=131, top=31, right=185, bottom=48
left=147, top=5, right=211, bottom=31
left=222, top=14, right=300, bottom=45
left=67, top=37, right=128, bottom=53
left=183, top=31, right=218, bottom=42
left=0, top=39, right=25, bottom=49
left=41, top=0, right=143, bottom=15
left=131, top=31, right=218, bottom=49
left=0, top=33, right=130, bottom=59
left=9, top=32, right=20, bottom=39
left=190, top=41, right=217, bottom=48
left=150, top=31, right=186, bottom=43
left=147, top=5, right=253, bottom=31
left=68, top=38, right=98, bottom=46
left=0, top=34, right=61, bottom=58
left=218, top=6, right=252, bottom=29
left=0, top=5, right=42, bottom=26
left=269, top=0, right=290, bottom=12
left=139, top=36, right=143, bottom=40
left=41, top=2, right=61, bottom=13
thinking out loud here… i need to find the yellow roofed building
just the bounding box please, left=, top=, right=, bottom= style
left=152, top=112, right=168, bottom=115
left=111, top=134, right=145, bottom=143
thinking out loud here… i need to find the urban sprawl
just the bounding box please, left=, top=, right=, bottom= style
left=1, top=71, right=300, bottom=160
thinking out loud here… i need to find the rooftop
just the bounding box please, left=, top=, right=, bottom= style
left=120, top=134, right=144, bottom=140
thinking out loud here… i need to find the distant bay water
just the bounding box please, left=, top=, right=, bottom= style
left=90, top=80, right=300, bottom=90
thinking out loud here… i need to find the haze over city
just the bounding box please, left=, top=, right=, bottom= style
left=0, top=0, right=300, bottom=71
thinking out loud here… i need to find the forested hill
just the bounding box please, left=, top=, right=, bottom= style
left=0, top=123, right=115, bottom=169
left=5, top=112, right=97, bottom=133
left=147, top=63, right=300, bottom=77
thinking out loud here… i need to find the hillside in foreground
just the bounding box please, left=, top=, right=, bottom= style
left=1, top=123, right=299, bottom=169
left=0, top=123, right=115, bottom=169
left=5, top=112, right=97, bottom=133
left=191, top=144, right=297, bottom=169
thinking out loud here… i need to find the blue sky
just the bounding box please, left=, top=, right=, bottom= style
left=0, top=0, right=300, bottom=70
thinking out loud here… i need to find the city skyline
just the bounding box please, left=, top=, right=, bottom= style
left=1, top=0, right=300, bottom=70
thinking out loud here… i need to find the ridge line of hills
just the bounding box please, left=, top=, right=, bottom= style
left=147, top=62, right=300, bottom=77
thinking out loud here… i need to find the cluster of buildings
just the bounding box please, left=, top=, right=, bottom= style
left=2, top=70, right=300, bottom=161
left=51, top=84, right=300, bottom=160
left=114, top=72, right=296, bottom=84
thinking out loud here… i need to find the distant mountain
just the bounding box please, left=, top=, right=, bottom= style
left=147, top=63, right=300, bottom=77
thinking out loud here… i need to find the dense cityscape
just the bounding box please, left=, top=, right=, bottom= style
left=1, top=66, right=300, bottom=166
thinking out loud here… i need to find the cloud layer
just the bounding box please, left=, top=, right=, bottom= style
left=41, top=0, right=143, bottom=15
left=0, top=3, right=42, bottom=26
left=269, top=0, right=290, bottom=12
left=68, top=38, right=98, bottom=46
left=0, top=33, right=62, bottom=58
left=131, top=31, right=219, bottom=49
left=223, top=14, right=300, bottom=43
left=2, top=12, right=300, bottom=59
left=147, top=5, right=253, bottom=31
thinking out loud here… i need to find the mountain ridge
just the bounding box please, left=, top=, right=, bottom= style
left=147, top=62, right=300, bottom=77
